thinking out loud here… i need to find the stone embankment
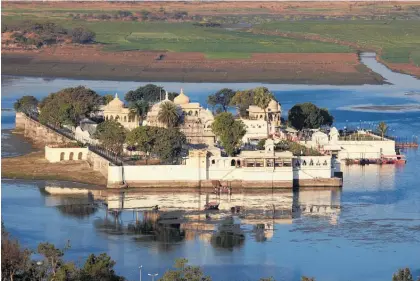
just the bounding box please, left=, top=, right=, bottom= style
left=15, top=113, right=110, bottom=182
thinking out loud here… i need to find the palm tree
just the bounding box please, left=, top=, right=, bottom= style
left=129, top=100, right=149, bottom=125
left=158, top=101, right=179, bottom=128
left=377, top=121, right=388, bottom=140
left=254, top=87, right=274, bottom=137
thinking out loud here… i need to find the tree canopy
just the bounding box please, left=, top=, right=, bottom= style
left=287, top=103, right=334, bottom=130
left=94, top=120, right=127, bottom=155
left=39, top=86, right=102, bottom=127
left=126, top=126, right=186, bottom=163
left=377, top=121, right=389, bottom=140
left=125, top=84, right=179, bottom=104
left=129, top=100, right=149, bottom=124
left=13, top=95, right=38, bottom=116
left=207, top=88, right=235, bottom=113
left=212, top=112, right=246, bottom=156
left=159, top=258, right=211, bottom=281
left=230, top=89, right=255, bottom=118
left=70, top=26, right=95, bottom=44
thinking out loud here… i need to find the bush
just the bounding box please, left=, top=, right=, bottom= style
left=71, top=27, right=95, bottom=44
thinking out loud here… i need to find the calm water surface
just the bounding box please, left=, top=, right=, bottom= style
left=1, top=56, right=420, bottom=281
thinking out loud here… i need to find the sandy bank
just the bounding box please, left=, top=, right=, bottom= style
left=1, top=150, right=107, bottom=187
left=1, top=46, right=384, bottom=85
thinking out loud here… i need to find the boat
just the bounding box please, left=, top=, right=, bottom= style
left=204, top=202, right=219, bottom=210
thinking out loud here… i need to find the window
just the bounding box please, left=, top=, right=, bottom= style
left=231, top=159, right=236, bottom=166
left=124, top=116, right=127, bottom=122
left=69, top=152, right=74, bottom=160
left=60, top=152, right=65, bottom=161
left=78, top=152, right=83, bottom=160
left=309, top=159, right=314, bottom=166
left=237, top=160, right=241, bottom=167
left=302, top=160, right=307, bottom=166
left=323, top=160, right=328, bottom=166
left=211, top=159, right=215, bottom=165
left=295, top=161, right=300, bottom=167
left=188, top=111, right=192, bottom=116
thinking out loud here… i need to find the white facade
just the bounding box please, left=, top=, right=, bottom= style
left=241, top=119, right=268, bottom=143
left=301, top=128, right=397, bottom=160
left=102, top=94, right=139, bottom=130
left=45, top=146, right=89, bottom=163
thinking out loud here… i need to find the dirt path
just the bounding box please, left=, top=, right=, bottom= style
left=1, top=150, right=107, bottom=187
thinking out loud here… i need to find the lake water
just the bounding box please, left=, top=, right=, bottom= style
left=1, top=54, right=420, bottom=281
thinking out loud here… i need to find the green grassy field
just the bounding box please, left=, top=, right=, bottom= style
left=254, top=20, right=420, bottom=65
left=2, top=16, right=351, bottom=58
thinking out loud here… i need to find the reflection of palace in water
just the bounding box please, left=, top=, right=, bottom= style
left=343, top=163, right=397, bottom=190
left=41, top=186, right=341, bottom=247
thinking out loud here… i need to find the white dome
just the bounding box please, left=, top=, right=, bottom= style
left=267, top=99, right=280, bottom=112
left=108, top=94, right=124, bottom=109
left=174, top=89, right=190, bottom=105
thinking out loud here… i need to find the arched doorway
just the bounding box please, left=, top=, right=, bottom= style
left=60, top=152, right=65, bottom=161
left=69, top=152, right=74, bottom=160
left=78, top=152, right=83, bottom=160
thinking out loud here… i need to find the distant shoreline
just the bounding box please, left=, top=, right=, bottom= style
left=1, top=50, right=385, bottom=85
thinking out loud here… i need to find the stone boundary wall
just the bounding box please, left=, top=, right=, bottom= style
left=45, top=146, right=89, bottom=163
left=20, top=113, right=73, bottom=145
left=17, top=113, right=110, bottom=179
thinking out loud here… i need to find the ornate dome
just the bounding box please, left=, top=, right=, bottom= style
left=267, top=99, right=281, bottom=112
left=174, top=88, right=190, bottom=105
left=108, top=93, right=124, bottom=109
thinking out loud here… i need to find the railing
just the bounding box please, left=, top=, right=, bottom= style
left=25, top=114, right=123, bottom=166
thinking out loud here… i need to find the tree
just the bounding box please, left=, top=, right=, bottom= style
left=153, top=128, right=186, bottom=163
left=230, top=89, right=255, bottom=118
left=212, top=112, right=246, bottom=156
left=13, top=96, right=38, bottom=116
left=129, top=100, right=149, bottom=125
left=80, top=253, right=125, bottom=281
left=392, top=268, right=413, bottom=281
left=158, top=101, right=180, bottom=128
left=288, top=103, right=333, bottom=130
left=301, top=277, right=316, bottom=281
left=207, top=88, right=235, bottom=112
left=39, top=86, right=102, bottom=127
left=103, top=94, right=114, bottom=105
left=126, top=126, right=186, bottom=164
left=377, top=121, right=388, bottom=140
left=126, top=126, right=159, bottom=163
left=159, top=258, right=211, bottom=281
left=37, top=242, right=66, bottom=277
left=94, top=120, right=127, bottom=155
left=320, top=108, right=334, bottom=127
left=125, top=84, right=164, bottom=104
left=70, top=27, right=95, bottom=43
left=1, top=223, right=32, bottom=281
left=254, top=87, right=274, bottom=137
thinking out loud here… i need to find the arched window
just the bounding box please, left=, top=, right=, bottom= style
left=195, top=111, right=198, bottom=116
left=302, top=160, right=307, bottom=166
left=211, top=159, right=215, bottom=165
left=231, top=159, right=236, bottom=166
left=78, top=152, right=83, bottom=160
left=60, top=152, right=65, bottom=161
left=110, top=115, right=114, bottom=120
left=323, top=160, right=328, bottom=166
left=106, top=115, right=109, bottom=120
left=69, top=152, right=74, bottom=160
left=236, top=160, right=241, bottom=166
left=309, top=159, right=314, bottom=166
left=124, top=116, right=127, bottom=122
left=115, top=115, right=120, bottom=121
left=316, top=160, right=321, bottom=166
left=295, top=160, right=300, bottom=167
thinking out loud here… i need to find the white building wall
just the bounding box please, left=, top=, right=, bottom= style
left=292, top=156, right=333, bottom=180
left=45, top=146, right=89, bottom=163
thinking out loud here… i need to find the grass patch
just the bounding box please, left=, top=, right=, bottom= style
left=255, top=20, right=420, bottom=65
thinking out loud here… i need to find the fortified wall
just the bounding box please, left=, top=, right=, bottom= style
left=17, top=113, right=110, bottom=179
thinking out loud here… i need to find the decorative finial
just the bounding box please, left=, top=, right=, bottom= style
left=115, top=93, right=118, bottom=99
left=165, top=91, right=169, bottom=101
left=180, top=88, right=184, bottom=95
